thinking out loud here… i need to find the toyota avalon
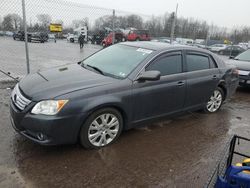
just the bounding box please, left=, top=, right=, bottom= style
left=10, top=42, right=239, bottom=149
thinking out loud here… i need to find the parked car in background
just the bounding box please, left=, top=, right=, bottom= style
left=29, top=32, right=48, bottom=43
left=102, top=32, right=126, bottom=47
left=10, top=42, right=238, bottom=149
left=13, top=31, right=25, bottom=41
left=152, top=37, right=171, bottom=43
left=90, top=30, right=108, bottom=45
left=48, top=34, right=56, bottom=40
left=228, top=49, right=250, bottom=87
left=5, top=31, right=14, bottom=37
left=176, top=38, right=194, bottom=45
left=126, top=29, right=150, bottom=41
left=238, top=42, right=248, bottom=50
left=151, top=37, right=179, bottom=45
left=218, top=45, right=245, bottom=57
left=207, top=44, right=228, bottom=53
left=13, top=31, right=48, bottom=43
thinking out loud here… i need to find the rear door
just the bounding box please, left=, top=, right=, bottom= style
left=132, top=51, right=186, bottom=122
left=184, top=51, right=220, bottom=108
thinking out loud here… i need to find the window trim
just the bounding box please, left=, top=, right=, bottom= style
left=184, top=50, right=218, bottom=72
left=145, top=51, right=184, bottom=77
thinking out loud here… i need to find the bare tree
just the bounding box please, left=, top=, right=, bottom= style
left=2, top=14, right=22, bottom=31
left=36, top=14, right=52, bottom=29
left=72, top=18, right=89, bottom=28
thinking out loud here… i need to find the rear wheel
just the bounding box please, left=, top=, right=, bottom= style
left=70, top=38, right=74, bottom=43
left=80, top=108, right=123, bottom=149
left=204, top=87, right=224, bottom=113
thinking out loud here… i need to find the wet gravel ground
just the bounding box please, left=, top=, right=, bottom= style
left=0, top=83, right=250, bottom=188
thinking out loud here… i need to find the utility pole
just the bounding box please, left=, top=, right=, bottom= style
left=112, top=9, right=115, bottom=45
left=22, top=0, right=30, bottom=74
left=170, top=4, right=178, bottom=44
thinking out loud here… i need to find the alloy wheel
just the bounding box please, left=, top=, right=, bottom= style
left=206, top=89, right=223, bottom=112
left=88, top=113, right=119, bottom=147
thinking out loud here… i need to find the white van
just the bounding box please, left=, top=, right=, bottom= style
left=67, top=26, right=88, bottom=43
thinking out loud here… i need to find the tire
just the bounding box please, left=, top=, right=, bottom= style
left=13, top=37, right=16, bottom=40
left=219, top=51, right=224, bottom=55
left=80, top=108, right=123, bottom=149
left=70, top=38, right=74, bottom=43
left=204, top=87, right=224, bottom=113
left=136, top=38, right=140, bottom=41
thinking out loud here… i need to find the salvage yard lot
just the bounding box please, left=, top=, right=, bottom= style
left=0, top=36, right=229, bottom=81
left=0, top=37, right=102, bottom=81
left=0, top=36, right=250, bottom=187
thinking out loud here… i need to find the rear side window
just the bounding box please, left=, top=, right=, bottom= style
left=186, top=54, right=210, bottom=71
left=146, top=54, right=182, bottom=76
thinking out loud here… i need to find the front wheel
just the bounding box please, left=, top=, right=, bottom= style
left=204, top=87, right=224, bottom=113
left=80, top=108, right=123, bottom=149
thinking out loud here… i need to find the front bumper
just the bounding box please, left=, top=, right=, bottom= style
left=239, top=75, right=250, bottom=86
left=10, top=100, right=86, bottom=145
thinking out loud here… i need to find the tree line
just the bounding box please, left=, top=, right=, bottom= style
left=1, top=12, right=250, bottom=43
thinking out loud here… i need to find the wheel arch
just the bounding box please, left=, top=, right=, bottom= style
left=217, top=80, right=227, bottom=100
left=83, top=102, right=129, bottom=130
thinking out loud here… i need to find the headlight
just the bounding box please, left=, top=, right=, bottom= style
left=31, top=100, right=68, bottom=115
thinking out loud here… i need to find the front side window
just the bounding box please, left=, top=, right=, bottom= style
left=186, top=54, right=210, bottom=72
left=146, top=54, right=182, bottom=76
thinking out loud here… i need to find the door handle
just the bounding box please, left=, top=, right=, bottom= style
left=177, top=81, right=184, bottom=87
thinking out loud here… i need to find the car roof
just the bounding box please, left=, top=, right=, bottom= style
left=121, top=41, right=208, bottom=52
left=121, top=41, right=227, bottom=68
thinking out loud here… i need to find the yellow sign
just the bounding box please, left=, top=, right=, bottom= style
left=49, top=24, right=62, bottom=32
left=224, top=39, right=230, bottom=44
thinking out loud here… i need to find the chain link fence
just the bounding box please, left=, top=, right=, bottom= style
left=2, top=0, right=242, bottom=82
left=0, top=0, right=161, bottom=82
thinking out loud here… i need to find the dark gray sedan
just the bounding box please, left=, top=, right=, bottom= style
left=10, top=42, right=239, bottom=149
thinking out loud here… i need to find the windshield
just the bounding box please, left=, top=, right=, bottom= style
left=81, top=44, right=153, bottom=79
left=235, top=49, right=250, bottom=62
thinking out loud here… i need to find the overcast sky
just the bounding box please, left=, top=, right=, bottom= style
left=70, top=0, right=249, bottom=29
left=0, top=0, right=249, bottom=29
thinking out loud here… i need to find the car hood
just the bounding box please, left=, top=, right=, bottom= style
left=227, top=59, right=250, bottom=71
left=19, top=64, right=116, bottom=101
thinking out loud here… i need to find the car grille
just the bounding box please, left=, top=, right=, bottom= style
left=11, top=84, right=31, bottom=111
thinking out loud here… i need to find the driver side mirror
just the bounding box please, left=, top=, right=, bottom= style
left=136, top=71, right=161, bottom=81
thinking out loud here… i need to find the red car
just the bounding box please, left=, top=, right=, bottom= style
left=102, top=32, right=126, bottom=47
left=126, top=29, right=151, bottom=41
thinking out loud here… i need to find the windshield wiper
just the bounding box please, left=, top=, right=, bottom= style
left=83, top=63, right=104, bottom=75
